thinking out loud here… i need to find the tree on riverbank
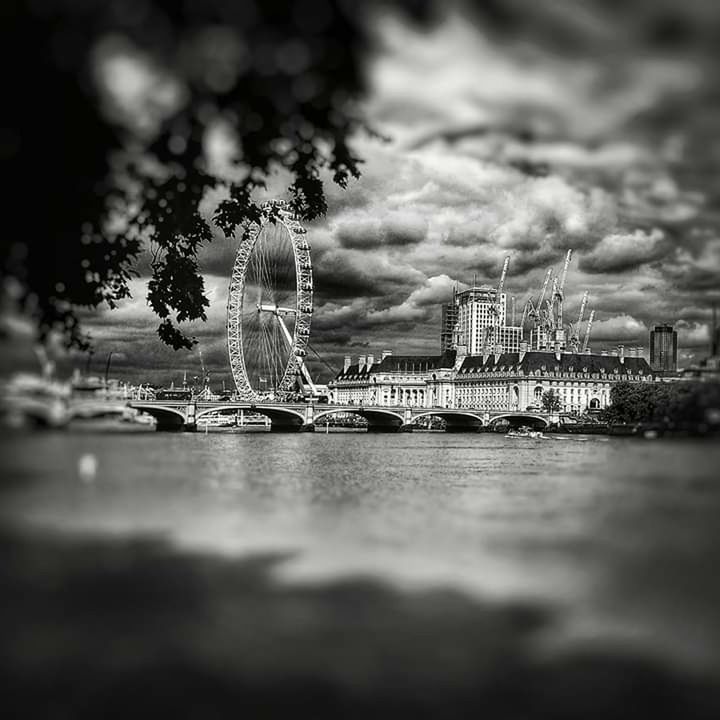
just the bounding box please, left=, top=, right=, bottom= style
left=541, top=390, right=561, bottom=412
left=601, top=381, right=720, bottom=431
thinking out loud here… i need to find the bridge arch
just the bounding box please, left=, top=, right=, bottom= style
left=314, top=407, right=404, bottom=432
left=132, top=404, right=187, bottom=431
left=487, top=413, right=550, bottom=430
left=252, top=405, right=306, bottom=431
left=410, top=410, right=485, bottom=432
left=195, top=404, right=305, bottom=425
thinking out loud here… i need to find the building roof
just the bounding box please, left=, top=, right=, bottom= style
left=457, top=351, right=652, bottom=375
left=335, top=351, right=456, bottom=380
left=334, top=349, right=653, bottom=381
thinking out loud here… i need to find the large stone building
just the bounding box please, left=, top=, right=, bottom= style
left=329, top=346, right=653, bottom=414
left=330, top=350, right=457, bottom=409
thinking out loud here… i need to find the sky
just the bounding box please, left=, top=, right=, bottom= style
left=12, top=0, right=720, bottom=386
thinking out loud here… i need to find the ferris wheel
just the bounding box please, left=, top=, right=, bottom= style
left=226, top=201, right=315, bottom=400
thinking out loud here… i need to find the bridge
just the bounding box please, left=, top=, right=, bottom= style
left=127, top=400, right=563, bottom=433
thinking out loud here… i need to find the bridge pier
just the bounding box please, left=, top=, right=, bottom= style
left=300, top=405, right=315, bottom=432
left=183, top=402, right=197, bottom=432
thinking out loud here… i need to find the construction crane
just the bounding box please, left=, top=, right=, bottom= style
left=576, top=290, right=589, bottom=328
left=481, top=326, right=494, bottom=355
left=519, top=296, right=532, bottom=329
left=535, top=268, right=553, bottom=315
left=558, top=249, right=573, bottom=295
left=555, top=249, right=573, bottom=328
left=497, top=256, right=510, bottom=296
left=570, top=290, right=589, bottom=349
left=547, top=277, right=558, bottom=329
left=582, top=309, right=595, bottom=352
left=490, top=256, right=511, bottom=321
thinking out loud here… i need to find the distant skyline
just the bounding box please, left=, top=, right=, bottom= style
left=7, top=1, right=720, bottom=387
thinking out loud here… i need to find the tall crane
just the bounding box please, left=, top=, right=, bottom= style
left=493, top=256, right=510, bottom=322
left=558, top=249, right=573, bottom=295
left=570, top=290, right=589, bottom=349
left=576, top=290, right=589, bottom=328
left=497, top=256, right=510, bottom=297
left=556, top=249, right=573, bottom=328
left=535, top=268, right=553, bottom=317
left=528, top=268, right=553, bottom=349
left=582, top=309, right=595, bottom=352
left=547, top=277, right=558, bottom=329
left=519, top=296, right=532, bottom=329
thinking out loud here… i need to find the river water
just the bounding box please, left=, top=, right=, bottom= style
left=1, top=429, right=720, bottom=716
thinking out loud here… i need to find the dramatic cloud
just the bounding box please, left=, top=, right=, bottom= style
left=17, top=1, right=716, bottom=384
left=676, top=321, right=712, bottom=349
left=335, top=213, right=428, bottom=249
left=579, top=229, right=668, bottom=274
left=589, top=315, right=649, bottom=343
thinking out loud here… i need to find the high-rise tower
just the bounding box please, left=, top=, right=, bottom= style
left=649, top=324, right=678, bottom=372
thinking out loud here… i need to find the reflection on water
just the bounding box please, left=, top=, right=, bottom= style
left=1, top=431, right=719, bottom=716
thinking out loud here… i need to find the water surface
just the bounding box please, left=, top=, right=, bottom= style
left=1, top=430, right=719, bottom=716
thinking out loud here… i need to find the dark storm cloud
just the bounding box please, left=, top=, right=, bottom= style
left=313, top=247, right=424, bottom=300
left=662, top=250, right=720, bottom=293
left=44, top=0, right=720, bottom=383
left=335, top=215, right=428, bottom=249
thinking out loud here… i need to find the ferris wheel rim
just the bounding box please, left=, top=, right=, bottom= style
left=226, top=202, right=313, bottom=400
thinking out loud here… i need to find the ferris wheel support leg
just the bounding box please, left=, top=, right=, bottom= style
left=275, top=314, right=318, bottom=395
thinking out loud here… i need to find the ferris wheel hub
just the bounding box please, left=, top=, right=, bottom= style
left=257, top=303, right=296, bottom=315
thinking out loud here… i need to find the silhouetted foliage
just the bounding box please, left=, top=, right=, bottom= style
left=2, top=0, right=435, bottom=350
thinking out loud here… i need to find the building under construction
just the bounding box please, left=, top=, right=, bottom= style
left=441, top=250, right=602, bottom=357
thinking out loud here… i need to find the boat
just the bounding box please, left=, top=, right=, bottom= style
left=505, top=426, right=544, bottom=439
left=0, top=373, right=70, bottom=428
left=197, top=412, right=237, bottom=428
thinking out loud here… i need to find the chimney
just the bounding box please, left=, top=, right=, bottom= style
left=381, top=349, right=392, bottom=360
left=367, top=354, right=375, bottom=368
left=357, top=355, right=366, bottom=371
left=343, top=355, right=351, bottom=372
left=618, top=345, right=625, bottom=364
